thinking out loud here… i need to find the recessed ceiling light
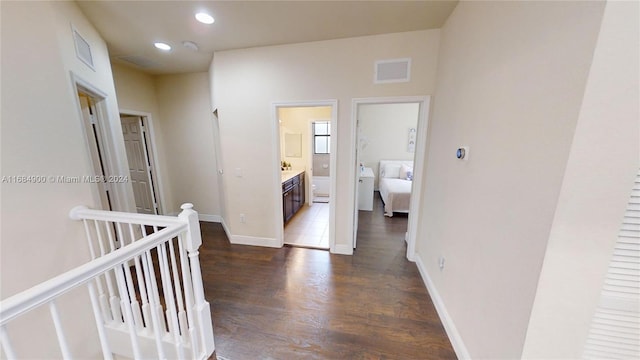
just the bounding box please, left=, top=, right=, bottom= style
left=195, top=12, right=214, bottom=24
left=154, top=42, right=171, bottom=51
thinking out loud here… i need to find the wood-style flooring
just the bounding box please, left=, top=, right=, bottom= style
left=199, top=192, right=456, bottom=359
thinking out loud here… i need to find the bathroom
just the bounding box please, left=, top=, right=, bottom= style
left=278, top=106, right=332, bottom=249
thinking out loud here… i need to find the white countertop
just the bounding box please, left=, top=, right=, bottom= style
left=360, top=167, right=374, bottom=178
left=281, top=169, right=304, bottom=183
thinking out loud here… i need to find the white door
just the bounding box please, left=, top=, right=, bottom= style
left=121, top=116, right=157, bottom=214
left=353, top=117, right=361, bottom=248
left=78, top=92, right=112, bottom=210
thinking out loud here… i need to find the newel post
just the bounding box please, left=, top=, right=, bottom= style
left=178, top=203, right=215, bottom=357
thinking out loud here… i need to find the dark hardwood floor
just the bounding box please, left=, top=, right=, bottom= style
left=199, top=192, right=456, bottom=359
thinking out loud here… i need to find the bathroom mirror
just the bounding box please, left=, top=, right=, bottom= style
left=284, top=133, right=302, bottom=157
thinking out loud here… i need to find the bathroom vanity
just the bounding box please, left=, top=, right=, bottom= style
left=282, top=170, right=305, bottom=224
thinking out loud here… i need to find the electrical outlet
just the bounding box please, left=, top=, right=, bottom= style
left=240, top=214, right=246, bottom=223
left=438, top=256, right=445, bottom=270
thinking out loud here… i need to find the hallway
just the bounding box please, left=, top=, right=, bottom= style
left=198, top=195, right=456, bottom=359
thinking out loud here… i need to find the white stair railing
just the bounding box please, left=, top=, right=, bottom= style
left=0, top=203, right=215, bottom=360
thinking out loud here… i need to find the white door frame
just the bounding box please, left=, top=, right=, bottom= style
left=70, top=72, right=136, bottom=214
left=349, top=96, right=431, bottom=261
left=119, top=109, right=165, bottom=215
left=71, top=75, right=118, bottom=211
left=271, top=100, right=338, bottom=252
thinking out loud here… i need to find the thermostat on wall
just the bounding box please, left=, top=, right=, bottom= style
left=456, top=146, right=469, bottom=161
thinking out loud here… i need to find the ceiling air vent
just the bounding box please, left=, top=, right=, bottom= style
left=117, top=55, right=161, bottom=69
left=73, top=27, right=94, bottom=70
left=374, top=58, right=411, bottom=84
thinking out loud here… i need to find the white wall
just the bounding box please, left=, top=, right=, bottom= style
left=279, top=106, right=331, bottom=170
left=1, top=1, right=132, bottom=357
left=522, top=1, right=639, bottom=358
left=211, top=30, right=440, bottom=246
left=111, top=63, right=174, bottom=214
left=415, top=1, right=605, bottom=358
left=358, top=103, right=419, bottom=189
left=155, top=73, right=220, bottom=218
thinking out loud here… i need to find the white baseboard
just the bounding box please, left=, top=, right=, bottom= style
left=161, top=213, right=279, bottom=248
left=220, top=217, right=232, bottom=240
left=198, top=214, right=221, bottom=223
left=217, top=217, right=280, bottom=248
left=230, top=234, right=281, bottom=248
left=415, top=254, right=471, bottom=360
left=332, top=244, right=353, bottom=255
left=163, top=211, right=220, bottom=223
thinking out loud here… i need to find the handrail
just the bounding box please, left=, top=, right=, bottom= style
left=0, top=203, right=214, bottom=360
left=69, top=205, right=183, bottom=227
left=0, top=223, right=186, bottom=325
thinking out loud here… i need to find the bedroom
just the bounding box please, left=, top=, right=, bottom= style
left=356, top=102, right=420, bottom=237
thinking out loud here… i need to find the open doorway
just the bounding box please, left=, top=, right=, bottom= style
left=351, top=97, right=430, bottom=260
left=76, top=89, right=113, bottom=211
left=119, top=112, right=162, bottom=215
left=272, top=101, right=337, bottom=251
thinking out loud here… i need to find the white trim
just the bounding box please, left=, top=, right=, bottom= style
left=219, top=216, right=281, bottom=249
left=407, top=97, right=430, bottom=261
left=229, top=235, right=281, bottom=248
left=333, top=244, right=353, bottom=255
left=220, top=217, right=232, bottom=240
left=271, top=100, right=338, bottom=253
left=198, top=214, right=221, bottom=223
left=415, top=254, right=471, bottom=360
left=169, top=212, right=221, bottom=224
left=71, top=72, right=132, bottom=213
left=349, top=96, right=430, bottom=261
left=271, top=104, right=285, bottom=247
left=119, top=109, right=166, bottom=215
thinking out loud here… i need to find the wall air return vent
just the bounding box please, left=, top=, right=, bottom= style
left=374, top=58, right=411, bottom=84
left=72, top=26, right=94, bottom=70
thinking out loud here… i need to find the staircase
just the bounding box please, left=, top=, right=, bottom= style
left=0, top=204, right=215, bottom=359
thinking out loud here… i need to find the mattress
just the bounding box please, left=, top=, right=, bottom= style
left=379, top=177, right=412, bottom=217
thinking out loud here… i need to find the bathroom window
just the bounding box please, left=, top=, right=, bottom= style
left=314, top=121, right=330, bottom=154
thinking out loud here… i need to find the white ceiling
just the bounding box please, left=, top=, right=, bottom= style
left=77, top=0, right=458, bottom=75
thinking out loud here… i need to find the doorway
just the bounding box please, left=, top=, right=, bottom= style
left=350, top=97, right=431, bottom=261
left=120, top=113, right=161, bottom=215
left=272, top=101, right=338, bottom=251
left=76, top=89, right=113, bottom=211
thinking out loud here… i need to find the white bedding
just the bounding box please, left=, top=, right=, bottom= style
left=379, top=178, right=412, bottom=216
left=378, top=160, right=414, bottom=217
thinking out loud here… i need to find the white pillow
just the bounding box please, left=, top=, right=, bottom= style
left=399, top=164, right=413, bottom=180
left=383, top=164, right=402, bottom=178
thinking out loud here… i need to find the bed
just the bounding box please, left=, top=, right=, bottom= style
left=378, top=160, right=414, bottom=217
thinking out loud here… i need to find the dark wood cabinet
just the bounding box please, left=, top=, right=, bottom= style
left=283, top=171, right=305, bottom=224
